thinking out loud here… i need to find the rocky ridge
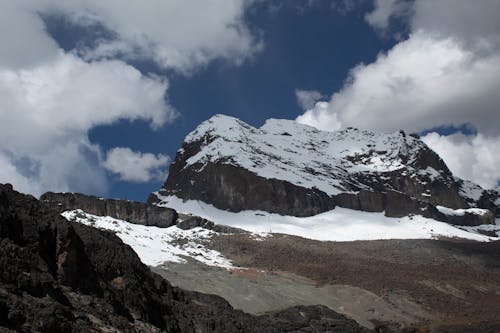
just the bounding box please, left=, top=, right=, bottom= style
left=41, top=192, right=178, bottom=228
left=0, top=183, right=373, bottom=332
left=151, top=114, right=498, bottom=225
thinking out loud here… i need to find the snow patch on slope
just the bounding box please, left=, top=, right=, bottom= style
left=157, top=195, right=497, bottom=242
left=183, top=114, right=435, bottom=195
left=456, top=177, right=484, bottom=202
left=62, top=209, right=235, bottom=268
left=436, top=205, right=490, bottom=216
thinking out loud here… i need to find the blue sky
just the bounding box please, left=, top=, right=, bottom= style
left=1, top=0, right=499, bottom=201
left=89, top=2, right=397, bottom=201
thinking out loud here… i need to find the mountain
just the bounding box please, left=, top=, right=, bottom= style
left=3, top=115, right=500, bottom=332
left=150, top=114, right=498, bottom=224
left=0, top=183, right=371, bottom=333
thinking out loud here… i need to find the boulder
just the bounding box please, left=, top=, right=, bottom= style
left=442, top=210, right=495, bottom=227
left=176, top=215, right=246, bottom=234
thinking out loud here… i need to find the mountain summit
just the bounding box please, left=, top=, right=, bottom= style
left=151, top=114, right=498, bottom=223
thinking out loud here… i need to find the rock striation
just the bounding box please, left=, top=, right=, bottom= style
left=151, top=115, right=498, bottom=223
left=41, top=191, right=178, bottom=228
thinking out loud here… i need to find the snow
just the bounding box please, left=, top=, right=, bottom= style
left=156, top=195, right=497, bottom=242
left=436, top=205, right=490, bottom=216
left=61, top=209, right=235, bottom=268
left=182, top=114, right=438, bottom=195
left=418, top=167, right=441, bottom=181
left=461, top=220, right=500, bottom=237
left=456, top=177, right=484, bottom=202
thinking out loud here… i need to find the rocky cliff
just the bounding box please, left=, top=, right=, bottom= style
left=41, top=191, right=178, bottom=228
left=151, top=115, right=498, bottom=224
left=0, top=183, right=372, bottom=333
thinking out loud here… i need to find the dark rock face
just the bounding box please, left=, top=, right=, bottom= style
left=441, top=210, right=495, bottom=227
left=384, top=190, right=442, bottom=219
left=0, top=183, right=374, bottom=333
left=41, top=192, right=178, bottom=228
left=177, top=215, right=246, bottom=234
left=477, top=190, right=500, bottom=218
left=335, top=190, right=385, bottom=212
left=157, top=161, right=335, bottom=217
left=0, top=183, right=179, bottom=332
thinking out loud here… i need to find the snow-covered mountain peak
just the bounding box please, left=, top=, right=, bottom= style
left=153, top=114, right=498, bottom=219
left=180, top=114, right=439, bottom=196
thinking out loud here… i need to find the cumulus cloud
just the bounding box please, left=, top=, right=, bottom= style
left=422, top=133, right=500, bottom=189
left=295, top=89, right=324, bottom=110
left=298, top=32, right=500, bottom=135
left=0, top=1, right=260, bottom=196
left=0, top=52, right=172, bottom=196
left=0, top=1, right=59, bottom=69
left=364, top=0, right=413, bottom=32
left=297, top=0, right=500, bottom=188
left=42, top=0, right=261, bottom=72
left=103, top=148, right=169, bottom=183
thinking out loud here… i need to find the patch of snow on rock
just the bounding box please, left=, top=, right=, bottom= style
left=436, top=205, right=490, bottom=216
left=61, top=209, right=235, bottom=268
left=183, top=114, right=429, bottom=195
left=157, top=195, right=496, bottom=242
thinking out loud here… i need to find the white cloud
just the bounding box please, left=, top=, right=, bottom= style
left=364, top=0, right=412, bottom=32
left=295, top=89, right=324, bottom=109
left=297, top=32, right=500, bottom=135
left=0, top=52, right=172, bottom=196
left=411, top=0, right=500, bottom=49
left=42, top=0, right=261, bottom=72
left=297, top=0, right=500, bottom=188
left=422, top=133, right=500, bottom=189
left=0, top=153, right=43, bottom=196
left=0, top=52, right=174, bottom=151
left=0, top=1, right=59, bottom=69
left=0, top=1, right=261, bottom=196
left=296, top=101, right=342, bottom=131
left=103, top=147, right=169, bottom=183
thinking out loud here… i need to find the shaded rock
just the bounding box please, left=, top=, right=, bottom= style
left=335, top=190, right=385, bottom=212
left=41, top=192, right=178, bottom=228
left=477, top=190, right=500, bottom=218
left=1, top=183, right=180, bottom=332
left=177, top=215, right=246, bottom=234
left=176, top=216, right=215, bottom=230
left=441, top=210, right=495, bottom=227
left=384, top=191, right=444, bottom=221
left=159, top=161, right=335, bottom=217
left=1, top=183, right=375, bottom=333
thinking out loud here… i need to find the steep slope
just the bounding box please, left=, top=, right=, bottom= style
left=0, top=183, right=371, bottom=333
left=151, top=114, right=498, bottom=222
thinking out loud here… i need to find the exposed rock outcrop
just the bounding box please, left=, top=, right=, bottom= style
left=176, top=215, right=246, bottom=234
left=1, top=183, right=180, bottom=332
left=155, top=162, right=335, bottom=217
left=0, top=183, right=373, bottom=333
left=41, top=191, right=178, bottom=228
